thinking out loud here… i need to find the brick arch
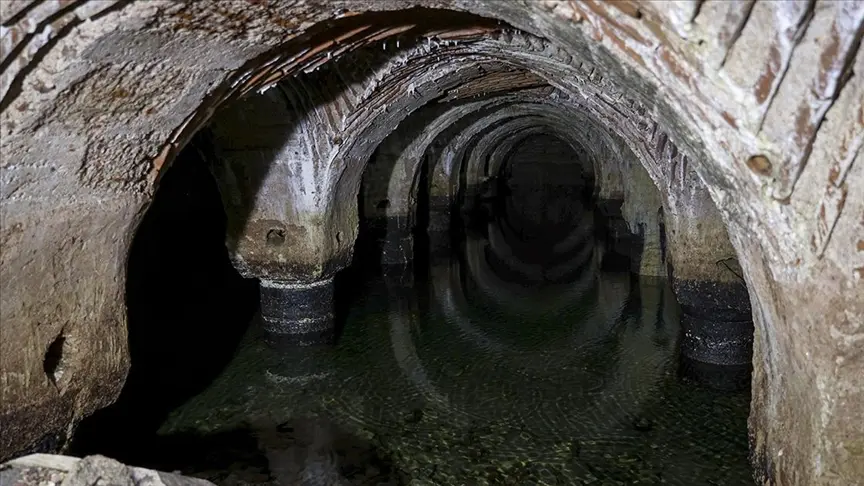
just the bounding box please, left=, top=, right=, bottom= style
left=0, top=3, right=860, bottom=482
left=359, top=90, right=562, bottom=253
left=427, top=103, right=618, bottom=208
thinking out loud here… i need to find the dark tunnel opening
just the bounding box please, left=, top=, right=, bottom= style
left=70, top=135, right=260, bottom=463
left=470, top=134, right=593, bottom=255
left=58, top=9, right=755, bottom=484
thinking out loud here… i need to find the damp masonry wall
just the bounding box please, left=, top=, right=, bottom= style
left=1, top=1, right=862, bottom=484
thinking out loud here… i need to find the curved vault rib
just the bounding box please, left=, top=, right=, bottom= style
left=0, top=3, right=861, bottom=483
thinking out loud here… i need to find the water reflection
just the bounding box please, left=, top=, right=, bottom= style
left=146, top=207, right=751, bottom=485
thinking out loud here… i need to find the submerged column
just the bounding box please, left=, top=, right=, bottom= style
left=621, top=157, right=665, bottom=277
left=427, top=195, right=452, bottom=256
left=382, top=260, right=414, bottom=296
left=674, top=270, right=753, bottom=362
left=663, top=160, right=753, bottom=383
left=671, top=248, right=752, bottom=368
left=379, top=218, right=414, bottom=266
left=594, top=198, right=632, bottom=271
left=673, top=256, right=753, bottom=390
left=381, top=233, right=413, bottom=266
left=360, top=137, right=416, bottom=266
left=259, top=278, right=335, bottom=345
left=214, top=210, right=351, bottom=345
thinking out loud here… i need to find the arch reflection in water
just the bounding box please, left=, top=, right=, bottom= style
left=152, top=217, right=751, bottom=485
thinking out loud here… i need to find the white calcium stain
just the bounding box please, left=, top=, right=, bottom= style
left=265, top=370, right=331, bottom=386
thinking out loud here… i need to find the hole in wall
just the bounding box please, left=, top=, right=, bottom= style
left=745, top=154, right=772, bottom=176
left=266, top=227, right=286, bottom=246
left=43, top=330, right=68, bottom=387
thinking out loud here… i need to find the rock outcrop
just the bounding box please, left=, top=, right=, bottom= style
left=0, top=454, right=214, bottom=486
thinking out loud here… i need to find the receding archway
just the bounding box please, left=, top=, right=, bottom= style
left=0, top=3, right=860, bottom=484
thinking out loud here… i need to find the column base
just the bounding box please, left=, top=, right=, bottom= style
left=671, top=278, right=752, bottom=321
left=672, top=277, right=753, bottom=366
left=679, top=355, right=751, bottom=391
left=380, top=234, right=414, bottom=266
left=428, top=230, right=451, bottom=258
left=680, top=313, right=754, bottom=366
left=259, top=278, right=335, bottom=346
left=595, top=199, right=636, bottom=272
left=383, top=264, right=414, bottom=297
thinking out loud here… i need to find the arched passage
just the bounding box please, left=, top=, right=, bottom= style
left=0, top=3, right=861, bottom=483
left=492, top=134, right=593, bottom=245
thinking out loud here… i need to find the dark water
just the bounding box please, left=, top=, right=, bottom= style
left=108, top=232, right=751, bottom=485
left=69, top=148, right=752, bottom=484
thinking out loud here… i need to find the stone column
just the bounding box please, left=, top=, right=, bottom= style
left=259, top=278, right=336, bottom=345
left=358, top=216, right=414, bottom=266
left=663, top=162, right=753, bottom=377
left=382, top=262, right=414, bottom=295
left=594, top=198, right=632, bottom=271
left=621, top=158, right=665, bottom=278
left=217, top=213, right=350, bottom=346
left=206, top=95, right=355, bottom=346
left=361, top=137, right=416, bottom=266
left=675, top=271, right=753, bottom=365
left=220, top=215, right=351, bottom=346
left=380, top=233, right=413, bottom=266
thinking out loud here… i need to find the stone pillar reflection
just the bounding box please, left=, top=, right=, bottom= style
left=380, top=227, right=414, bottom=266
left=595, top=198, right=632, bottom=271
left=383, top=262, right=414, bottom=295
left=427, top=196, right=452, bottom=257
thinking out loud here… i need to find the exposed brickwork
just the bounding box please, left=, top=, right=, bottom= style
left=0, top=1, right=861, bottom=483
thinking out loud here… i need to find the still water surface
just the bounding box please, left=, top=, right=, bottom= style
left=146, top=233, right=752, bottom=486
